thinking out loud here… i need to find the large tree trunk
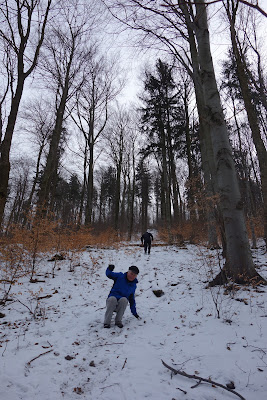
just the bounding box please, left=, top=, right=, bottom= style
left=226, top=6, right=267, bottom=247
left=181, top=2, right=219, bottom=249
left=192, top=0, right=264, bottom=284
left=37, top=94, right=67, bottom=212
left=37, top=34, right=76, bottom=213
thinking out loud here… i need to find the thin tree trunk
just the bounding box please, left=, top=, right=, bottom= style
left=0, top=0, right=51, bottom=227
left=78, top=147, right=88, bottom=227
left=85, top=140, right=94, bottom=225
left=128, top=151, right=135, bottom=240
left=0, top=81, right=24, bottom=225
left=166, top=101, right=179, bottom=224
left=114, top=134, right=123, bottom=232
left=161, top=126, right=171, bottom=227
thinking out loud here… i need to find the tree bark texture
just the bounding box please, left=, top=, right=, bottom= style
left=191, top=0, right=261, bottom=281
left=226, top=4, right=267, bottom=246
left=180, top=0, right=219, bottom=248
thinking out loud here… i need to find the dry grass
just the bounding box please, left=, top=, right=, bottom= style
left=0, top=222, right=119, bottom=254
left=0, top=220, right=120, bottom=302
left=157, top=221, right=208, bottom=245
left=247, top=214, right=264, bottom=239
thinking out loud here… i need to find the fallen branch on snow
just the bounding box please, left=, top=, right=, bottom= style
left=161, top=360, right=246, bottom=400
left=27, top=349, right=53, bottom=366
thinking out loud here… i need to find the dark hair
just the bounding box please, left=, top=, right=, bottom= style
left=129, top=265, right=139, bottom=274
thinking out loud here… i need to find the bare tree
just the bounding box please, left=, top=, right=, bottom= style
left=5, top=157, right=32, bottom=230
left=223, top=0, right=267, bottom=247
left=104, top=106, right=131, bottom=232
left=37, top=0, right=94, bottom=213
left=70, top=51, right=121, bottom=225
left=103, top=0, right=265, bottom=283
left=104, top=0, right=220, bottom=246
left=0, top=0, right=52, bottom=227
left=20, top=98, right=54, bottom=220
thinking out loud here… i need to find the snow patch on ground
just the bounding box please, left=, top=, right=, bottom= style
left=1, top=241, right=267, bottom=399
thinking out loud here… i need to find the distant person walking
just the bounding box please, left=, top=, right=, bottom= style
left=104, top=265, right=141, bottom=328
left=141, top=231, right=153, bottom=254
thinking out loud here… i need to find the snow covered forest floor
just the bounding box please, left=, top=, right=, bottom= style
left=0, top=237, right=267, bottom=400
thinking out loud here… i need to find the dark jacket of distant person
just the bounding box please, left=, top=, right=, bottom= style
left=141, top=231, right=153, bottom=244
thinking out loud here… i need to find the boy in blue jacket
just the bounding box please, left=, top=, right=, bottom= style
left=104, top=265, right=141, bottom=328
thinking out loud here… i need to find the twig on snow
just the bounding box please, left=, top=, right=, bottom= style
left=27, top=349, right=53, bottom=366
left=122, top=358, right=127, bottom=369
left=176, top=386, right=187, bottom=394
left=95, top=342, right=124, bottom=347
left=191, top=379, right=202, bottom=388
left=15, top=298, right=34, bottom=315
left=1, top=340, right=8, bottom=357
left=95, top=307, right=105, bottom=311
left=162, top=360, right=246, bottom=400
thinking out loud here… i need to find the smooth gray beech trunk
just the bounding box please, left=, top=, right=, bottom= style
left=193, top=0, right=262, bottom=282
left=225, top=3, right=267, bottom=248
left=179, top=1, right=219, bottom=249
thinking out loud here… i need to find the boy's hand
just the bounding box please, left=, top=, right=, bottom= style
left=108, top=264, right=115, bottom=271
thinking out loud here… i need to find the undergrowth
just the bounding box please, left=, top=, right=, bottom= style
left=0, top=219, right=119, bottom=305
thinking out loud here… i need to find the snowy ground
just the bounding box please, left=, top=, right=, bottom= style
left=0, top=238, right=267, bottom=400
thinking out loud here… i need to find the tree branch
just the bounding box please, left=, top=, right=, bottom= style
left=161, top=0, right=266, bottom=18
left=161, top=360, right=246, bottom=400
left=27, top=349, right=53, bottom=366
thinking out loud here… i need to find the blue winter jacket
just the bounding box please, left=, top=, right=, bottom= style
left=106, top=268, right=138, bottom=316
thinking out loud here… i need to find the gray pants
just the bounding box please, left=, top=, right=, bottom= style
left=104, top=296, right=128, bottom=325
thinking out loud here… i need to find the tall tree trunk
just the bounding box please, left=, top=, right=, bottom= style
left=166, top=103, right=179, bottom=224
left=22, top=141, right=46, bottom=226
left=180, top=2, right=219, bottom=249
left=0, top=81, right=24, bottom=225
left=37, top=41, right=75, bottom=212
left=114, top=134, right=123, bottom=232
left=127, top=151, right=135, bottom=240
left=161, top=126, right=172, bottom=228
left=37, top=95, right=66, bottom=212
left=120, top=173, right=127, bottom=231
left=78, top=147, right=88, bottom=227
left=233, top=98, right=257, bottom=248
left=0, top=0, right=51, bottom=227
left=226, top=5, right=267, bottom=247
left=193, top=0, right=263, bottom=283
left=85, top=139, right=94, bottom=225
